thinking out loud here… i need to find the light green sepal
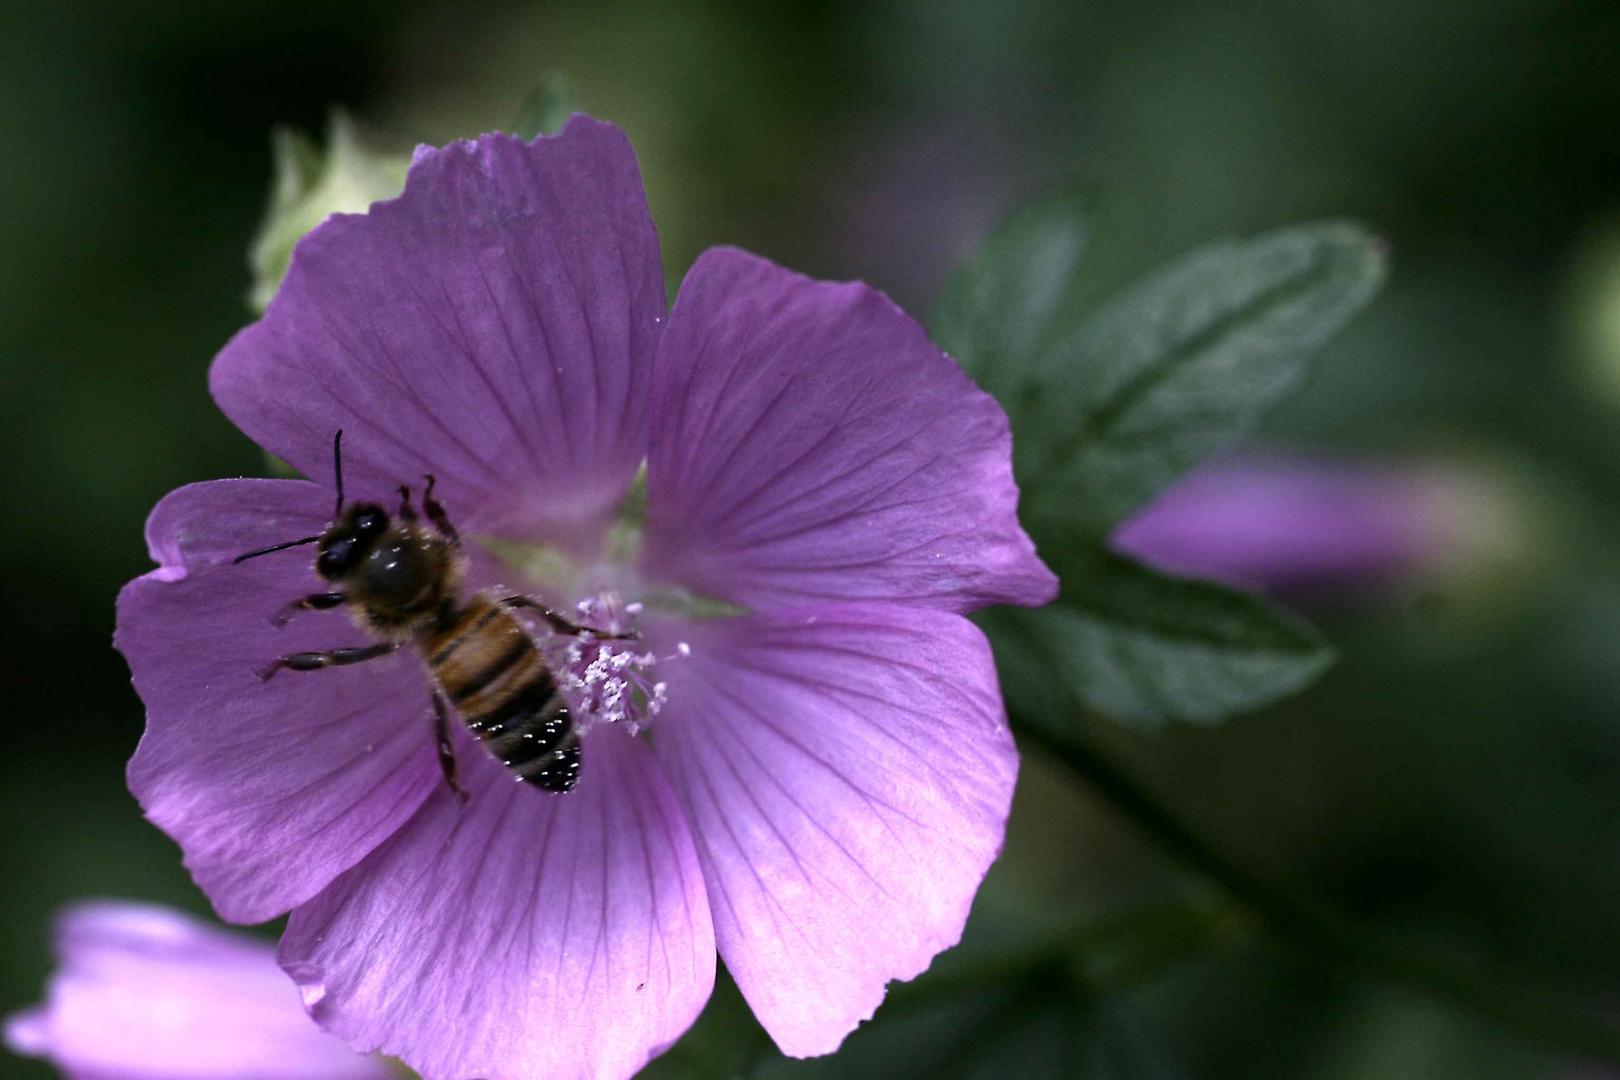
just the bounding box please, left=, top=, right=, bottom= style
left=478, top=534, right=747, bottom=622
left=478, top=468, right=746, bottom=623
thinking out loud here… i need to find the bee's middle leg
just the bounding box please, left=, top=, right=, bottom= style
left=431, top=691, right=469, bottom=804
left=257, top=641, right=397, bottom=682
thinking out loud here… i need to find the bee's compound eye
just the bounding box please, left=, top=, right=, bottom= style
left=317, top=536, right=358, bottom=578
left=355, top=509, right=387, bottom=536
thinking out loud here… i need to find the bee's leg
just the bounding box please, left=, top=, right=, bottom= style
left=431, top=691, right=469, bottom=804
left=269, top=591, right=347, bottom=628
left=421, top=474, right=460, bottom=547
left=396, top=483, right=418, bottom=522
left=498, top=595, right=640, bottom=640
left=257, top=641, right=398, bottom=682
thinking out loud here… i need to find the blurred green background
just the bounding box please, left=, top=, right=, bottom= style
left=5, top=1, right=1620, bottom=1076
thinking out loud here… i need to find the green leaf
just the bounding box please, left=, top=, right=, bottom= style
left=933, top=193, right=1092, bottom=402
left=980, top=549, right=1334, bottom=727
left=1036, top=222, right=1386, bottom=531
left=508, top=74, right=576, bottom=139
left=936, top=215, right=1386, bottom=538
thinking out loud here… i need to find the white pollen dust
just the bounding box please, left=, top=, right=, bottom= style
left=535, top=593, right=689, bottom=736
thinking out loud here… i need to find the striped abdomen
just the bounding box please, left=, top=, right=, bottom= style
left=423, top=596, right=581, bottom=792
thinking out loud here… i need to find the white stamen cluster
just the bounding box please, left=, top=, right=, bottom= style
left=539, top=593, right=687, bottom=737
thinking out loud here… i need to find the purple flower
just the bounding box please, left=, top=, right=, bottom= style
left=115, top=117, right=1056, bottom=1079
left=1112, top=454, right=1463, bottom=594
left=4, top=901, right=390, bottom=1079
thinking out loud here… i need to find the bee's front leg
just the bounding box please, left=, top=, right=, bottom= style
left=421, top=474, right=460, bottom=547
left=498, top=595, right=639, bottom=640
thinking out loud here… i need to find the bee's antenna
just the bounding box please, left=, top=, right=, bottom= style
left=332, top=429, right=345, bottom=517
left=232, top=534, right=321, bottom=565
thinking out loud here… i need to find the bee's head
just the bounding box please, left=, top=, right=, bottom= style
left=315, top=502, right=390, bottom=581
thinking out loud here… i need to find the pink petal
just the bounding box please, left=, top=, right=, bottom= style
left=4, top=900, right=388, bottom=1079
left=117, top=480, right=441, bottom=923
left=212, top=116, right=664, bottom=544
left=649, top=604, right=1017, bottom=1056
left=643, top=246, right=1057, bottom=614
left=280, top=726, right=715, bottom=1080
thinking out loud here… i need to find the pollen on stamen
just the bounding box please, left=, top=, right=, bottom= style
left=538, top=593, right=688, bottom=736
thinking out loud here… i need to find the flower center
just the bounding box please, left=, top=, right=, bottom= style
left=538, top=592, right=688, bottom=737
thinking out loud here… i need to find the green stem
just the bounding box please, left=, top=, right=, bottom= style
left=892, top=896, right=1256, bottom=1013
left=1062, top=896, right=1256, bottom=993
left=1022, top=723, right=1620, bottom=1064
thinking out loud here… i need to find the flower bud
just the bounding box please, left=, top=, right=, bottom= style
left=1113, top=452, right=1553, bottom=622
left=247, top=111, right=408, bottom=313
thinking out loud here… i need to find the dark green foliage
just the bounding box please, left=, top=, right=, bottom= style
left=981, top=550, right=1334, bottom=728
left=938, top=205, right=1377, bottom=726
left=939, top=207, right=1387, bottom=539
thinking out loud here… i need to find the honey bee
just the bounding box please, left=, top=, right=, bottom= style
left=233, top=432, right=631, bottom=797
